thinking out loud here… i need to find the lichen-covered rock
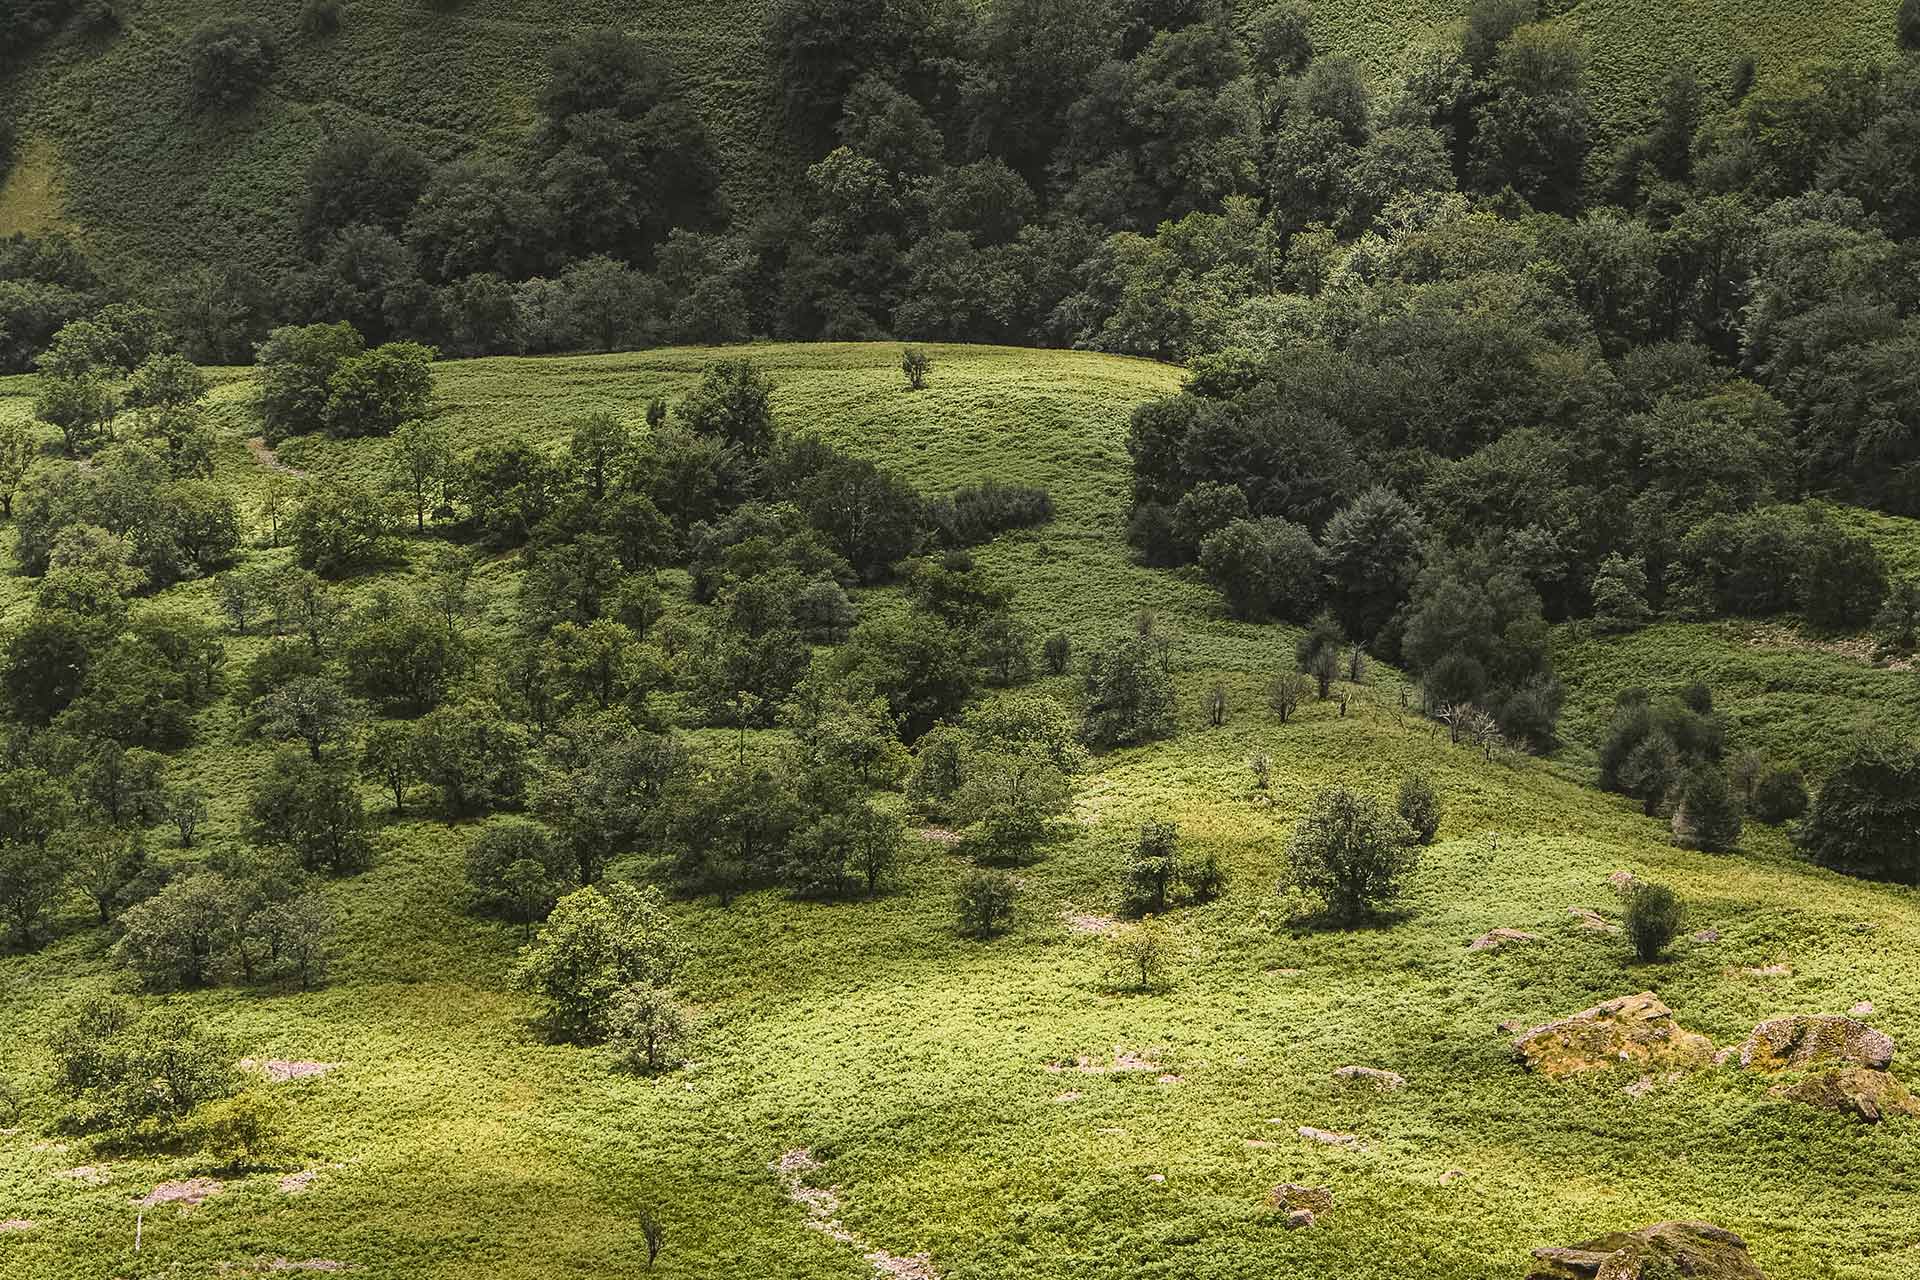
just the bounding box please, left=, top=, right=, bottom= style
left=1269, top=1183, right=1334, bottom=1216
left=1736, top=1015, right=1893, bottom=1072
left=1332, top=1065, right=1406, bottom=1091
left=1527, top=1221, right=1768, bottom=1279
left=1470, top=928, right=1543, bottom=952
left=1512, top=993, right=1716, bottom=1080
left=1771, top=1066, right=1920, bottom=1123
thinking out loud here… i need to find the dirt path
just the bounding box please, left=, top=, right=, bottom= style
left=247, top=436, right=308, bottom=478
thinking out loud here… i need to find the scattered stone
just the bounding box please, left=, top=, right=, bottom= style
left=1607, top=870, right=1642, bottom=894
left=772, top=1149, right=939, bottom=1279
left=1526, top=1221, right=1768, bottom=1280
left=1439, top=1169, right=1466, bottom=1185
left=1623, top=1072, right=1684, bottom=1099
left=1060, top=910, right=1118, bottom=935
left=1284, top=1209, right=1316, bottom=1229
left=1740, top=964, right=1793, bottom=979
left=1332, top=1065, right=1406, bottom=1091
left=240, top=1059, right=338, bottom=1084
left=1269, top=1184, right=1334, bottom=1216
left=265, top=1263, right=351, bottom=1274
left=1851, top=1001, right=1875, bottom=1018
left=142, top=1178, right=223, bottom=1210
left=1511, top=992, right=1716, bottom=1080
left=1266, top=967, right=1303, bottom=977
left=30, top=1141, right=67, bottom=1154
left=1144, top=1173, right=1165, bottom=1184
left=279, top=1169, right=319, bottom=1195
left=1469, top=928, right=1543, bottom=952
left=1155, top=1073, right=1183, bottom=1086
left=1048, top=1048, right=1161, bottom=1074
left=1691, top=929, right=1721, bottom=943
left=1770, top=1067, right=1920, bottom=1123
left=1567, top=907, right=1619, bottom=933
left=1735, top=1015, right=1894, bottom=1072
left=1243, top=1139, right=1275, bottom=1149
left=916, top=827, right=959, bottom=846
left=1053, top=1090, right=1081, bottom=1104
left=1296, top=1126, right=1363, bottom=1150
left=54, top=1166, right=108, bottom=1185
left=0, top=1220, right=32, bottom=1234
left=867, top=1252, right=936, bottom=1280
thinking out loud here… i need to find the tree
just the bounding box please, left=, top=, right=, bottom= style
left=1902, top=0, right=1920, bottom=52
left=413, top=701, right=529, bottom=818
left=63, top=826, right=145, bottom=923
left=46, top=998, right=235, bottom=1140
left=324, top=342, right=435, bottom=439
left=1197, top=517, right=1322, bottom=622
left=110, top=870, right=231, bottom=988
left=1396, top=774, right=1441, bottom=845
left=680, top=360, right=775, bottom=454
left=1319, top=487, right=1424, bottom=641
left=257, top=674, right=362, bottom=761
left=976, top=612, right=1034, bottom=686
left=35, top=372, right=117, bottom=456
left=288, top=480, right=394, bottom=576
left=1043, top=632, right=1071, bottom=675
left=1671, top=766, right=1742, bottom=851
left=1284, top=786, right=1418, bottom=925
left=1468, top=23, right=1590, bottom=214
left=784, top=802, right=904, bottom=899
left=610, top=983, right=690, bottom=1073
left=1079, top=632, right=1176, bottom=748
left=508, top=882, right=685, bottom=1043
left=1796, top=733, right=1920, bottom=881
left=359, top=722, right=419, bottom=814
left=389, top=418, right=453, bottom=532
left=0, top=418, right=36, bottom=516
left=464, top=817, right=573, bottom=925
left=256, top=322, right=364, bottom=442
left=1105, top=918, right=1172, bottom=992
left=1124, top=821, right=1180, bottom=916
left=1296, top=612, right=1345, bottom=699
left=1590, top=553, right=1652, bottom=633
left=0, top=836, right=73, bottom=949
left=832, top=614, right=975, bottom=740
left=186, top=18, right=279, bottom=109
left=1267, top=670, right=1308, bottom=723
left=1624, top=882, right=1685, bottom=962
left=248, top=752, right=373, bottom=876
left=196, top=1089, right=292, bottom=1172
left=901, top=345, right=930, bottom=390
left=950, top=751, right=1071, bottom=865
left=1798, top=524, right=1887, bottom=632
left=165, top=785, right=208, bottom=848
left=954, top=869, right=1017, bottom=939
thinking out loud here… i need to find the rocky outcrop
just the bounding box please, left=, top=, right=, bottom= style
left=1512, top=993, right=1716, bottom=1080
left=1270, top=1183, right=1332, bottom=1229
left=1734, top=1015, right=1893, bottom=1072
left=1527, top=1222, right=1768, bottom=1279
left=1770, top=1066, right=1920, bottom=1123
left=1470, top=928, right=1543, bottom=952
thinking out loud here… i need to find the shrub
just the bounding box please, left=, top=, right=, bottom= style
left=508, top=883, right=685, bottom=1043
left=299, top=0, right=342, bottom=36
left=1396, top=774, right=1441, bottom=844
left=1284, top=786, right=1418, bottom=925
left=1124, top=821, right=1179, bottom=915
left=1750, top=764, right=1809, bottom=825
left=465, top=817, right=571, bottom=924
left=194, top=1089, right=291, bottom=1171
left=954, top=868, right=1016, bottom=939
left=185, top=19, right=279, bottom=110
left=1079, top=632, right=1175, bottom=748
left=1197, top=517, right=1321, bottom=622
left=1042, top=631, right=1072, bottom=676
left=1796, top=733, right=1920, bottom=881
left=1104, top=918, right=1172, bottom=992
left=1670, top=766, right=1741, bottom=851
left=1590, top=552, right=1652, bottom=632
left=901, top=346, right=930, bottom=390
left=927, top=481, right=1053, bottom=547
left=609, top=983, right=690, bottom=1073
left=47, top=997, right=235, bottom=1142
left=1624, top=882, right=1685, bottom=961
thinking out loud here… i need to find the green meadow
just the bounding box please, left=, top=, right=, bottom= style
left=3, top=343, right=1919, bottom=1279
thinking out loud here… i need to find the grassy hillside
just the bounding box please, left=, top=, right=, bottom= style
left=0, top=1, right=1901, bottom=284
left=4, top=344, right=1920, bottom=1279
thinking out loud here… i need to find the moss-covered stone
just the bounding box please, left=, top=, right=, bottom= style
left=1512, top=993, right=1716, bottom=1081
left=1527, top=1221, right=1768, bottom=1279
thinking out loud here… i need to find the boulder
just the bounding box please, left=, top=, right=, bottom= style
left=1770, top=1067, right=1920, bottom=1123
left=1332, top=1065, right=1406, bottom=1091
left=1470, top=928, right=1543, bottom=952
left=1512, top=993, right=1715, bottom=1081
left=1735, top=1015, right=1893, bottom=1072
left=1269, top=1183, right=1333, bottom=1216
left=1568, top=907, right=1620, bottom=934
left=1527, top=1221, right=1768, bottom=1280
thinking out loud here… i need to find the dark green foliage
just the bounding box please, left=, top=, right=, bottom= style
left=1285, top=785, right=1418, bottom=925
left=1670, top=765, right=1742, bottom=852
left=1197, top=517, right=1320, bottom=622
left=1598, top=685, right=1726, bottom=814
left=783, top=801, right=904, bottom=899
left=1318, top=487, right=1423, bottom=641
left=1590, top=553, right=1652, bottom=633
left=1079, top=632, right=1175, bottom=748
left=1798, top=523, right=1887, bottom=632
left=1624, top=882, right=1684, bottom=961
left=508, top=882, right=684, bottom=1043
left=414, top=701, right=529, bottom=818
left=465, top=818, right=573, bottom=924
left=1121, top=820, right=1223, bottom=916
left=1294, top=612, right=1345, bottom=699
left=249, top=751, right=373, bottom=875
left=954, top=868, right=1017, bottom=940
left=926, top=482, right=1053, bottom=547
left=1396, top=774, right=1441, bottom=845
left=1750, top=764, right=1809, bottom=825
left=256, top=322, right=365, bottom=442
left=1797, top=733, right=1920, bottom=881
left=301, top=129, right=429, bottom=249
left=1043, top=631, right=1072, bottom=676
left=299, top=0, right=342, bottom=36
left=47, top=997, right=235, bottom=1140
left=185, top=19, right=279, bottom=110
left=833, top=614, right=974, bottom=740
left=289, top=481, right=395, bottom=576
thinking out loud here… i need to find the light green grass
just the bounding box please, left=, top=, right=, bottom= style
left=4, top=344, right=1920, bottom=1280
